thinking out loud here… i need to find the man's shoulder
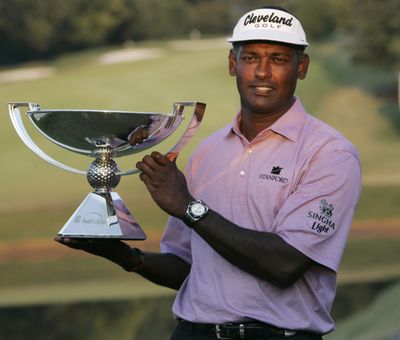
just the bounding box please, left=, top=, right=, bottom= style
left=304, top=113, right=358, bottom=157
left=187, top=124, right=233, bottom=166
left=197, top=124, right=232, bottom=148
left=285, top=99, right=358, bottom=157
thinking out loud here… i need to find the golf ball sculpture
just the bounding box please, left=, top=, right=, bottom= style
left=87, top=147, right=121, bottom=193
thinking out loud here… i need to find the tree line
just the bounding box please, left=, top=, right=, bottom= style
left=0, top=0, right=398, bottom=69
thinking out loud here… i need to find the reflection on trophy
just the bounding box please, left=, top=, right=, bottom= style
left=8, top=102, right=206, bottom=240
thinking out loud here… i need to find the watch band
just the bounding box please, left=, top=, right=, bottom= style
left=125, top=247, right=144, bottom=272
left=184, top=199, right=209, bottom=227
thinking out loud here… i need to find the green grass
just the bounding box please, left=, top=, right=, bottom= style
left=0, top=276, right=173, bottom=307
left=355, top=185, right=400, bottom=220
left=340, top=239, right=400, bottom=284
left=326, top=280, right=400, bottom=340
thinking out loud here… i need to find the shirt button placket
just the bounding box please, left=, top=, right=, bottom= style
left=239, top=148, right=252, bottom=177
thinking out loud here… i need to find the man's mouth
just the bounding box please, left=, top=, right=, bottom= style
left=253, top=86, right=274, bottom=95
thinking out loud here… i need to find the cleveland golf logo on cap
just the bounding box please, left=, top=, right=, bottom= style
left=228, top=8, right=308, bottom=47
left=243, top=11, right=293, bottom=28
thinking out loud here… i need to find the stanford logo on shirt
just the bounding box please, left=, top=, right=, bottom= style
left=271, top=166, right=283, bottom=175
left=258, top=166, right=288, bottom=183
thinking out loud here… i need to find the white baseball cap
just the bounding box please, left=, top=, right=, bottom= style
left=228, top=8, right=308, bottom=47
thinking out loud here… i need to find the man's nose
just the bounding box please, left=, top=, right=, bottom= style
left=255, top=59, right=272, bottom=78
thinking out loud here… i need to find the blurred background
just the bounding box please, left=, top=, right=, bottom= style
left=0, top=0, right=399, bottom=339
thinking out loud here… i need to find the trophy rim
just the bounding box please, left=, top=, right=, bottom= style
left=25, top=107, right=182, bottom=157
left=28, top=108, right=172, bottom=116
left=9, top=101, right=205, bottom=177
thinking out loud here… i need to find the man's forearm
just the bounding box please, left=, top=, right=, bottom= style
left=190, top=210, right=312, bottom=288
left=54, top=237, right=190, bottom=291
left=130, top=251, right=190, bottom=291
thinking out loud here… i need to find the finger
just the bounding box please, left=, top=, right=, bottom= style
left=136, top=160, right=143, bottom=171
left=137, top=162, right=156, bottom=181
left=132, top=129, right=149, bottom=145
left=151, top=151, right=170, bottom=166
left=54, top=236, right=88, bottom=250
left=139, top=172, right=157, bottom=191
left=140, top=128, right=149, bottom=140
left=143, top=154, right=163, bottom=170
left=136, top=155, right=159, bottom=176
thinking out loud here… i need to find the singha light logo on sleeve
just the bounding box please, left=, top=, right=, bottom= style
left=307, top=199, right=336, bottom=234
left=320, top=199, right=334, bottom=218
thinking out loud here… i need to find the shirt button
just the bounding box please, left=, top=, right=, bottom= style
left=247, top=149, right=252, bottom=154
left=240, top=170, right=245, bottom=177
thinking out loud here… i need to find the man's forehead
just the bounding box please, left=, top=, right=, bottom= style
left=237, top=42, right=297, bottom=54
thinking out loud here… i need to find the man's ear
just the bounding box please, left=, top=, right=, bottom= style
left=297, top=53, right=309, bottom=80
left=228, top=50, right=237, bottom=76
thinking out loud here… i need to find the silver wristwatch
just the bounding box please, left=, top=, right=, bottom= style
left=184, top=200, right=209, bottom=226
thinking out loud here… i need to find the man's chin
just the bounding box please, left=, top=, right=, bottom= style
left=243, top=102, right=278, bottom=115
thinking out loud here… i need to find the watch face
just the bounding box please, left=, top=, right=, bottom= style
left=191, top=202, right=206, bottom=217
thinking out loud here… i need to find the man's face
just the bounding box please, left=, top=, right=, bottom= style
left=229, top=42, right=309, bottom=117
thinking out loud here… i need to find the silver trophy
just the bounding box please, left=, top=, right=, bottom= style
left=8, top=102, right=206, bottom=240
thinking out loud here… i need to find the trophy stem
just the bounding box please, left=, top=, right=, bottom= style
left=57, top=146, right=147, bottom=239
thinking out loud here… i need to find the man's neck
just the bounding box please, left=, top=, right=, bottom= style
left=240, top=115, right=276, bottom=142
left=239, top=99, right=294, bottom=142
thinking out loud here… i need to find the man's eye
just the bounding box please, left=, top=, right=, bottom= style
left=272, top=57, right=287, bottom=63
left=242, top=56, right=256, bottom=62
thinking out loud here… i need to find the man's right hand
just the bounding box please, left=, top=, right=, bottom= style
left=54, top=236, right=139, bottom=271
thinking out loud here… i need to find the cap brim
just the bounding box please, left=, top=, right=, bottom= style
left=227, top=30, right=308, bottom=47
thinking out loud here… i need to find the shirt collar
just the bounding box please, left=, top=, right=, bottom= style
left=228, top=97, right=307, bottom=143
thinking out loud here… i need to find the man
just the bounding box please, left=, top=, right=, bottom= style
left=56, top=6, right=361, bottom=340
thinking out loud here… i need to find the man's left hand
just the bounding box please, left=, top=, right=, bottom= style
left=136, top=151, right=192, bottom=218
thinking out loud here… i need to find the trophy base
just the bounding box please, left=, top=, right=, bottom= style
left=58, top=192, right=147, bottom=240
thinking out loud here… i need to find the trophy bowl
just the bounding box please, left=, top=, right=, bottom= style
left=8, top=102, right=206, bottom=240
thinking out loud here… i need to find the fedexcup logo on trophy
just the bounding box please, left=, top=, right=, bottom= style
left=74, top=213, right=107, bottom=226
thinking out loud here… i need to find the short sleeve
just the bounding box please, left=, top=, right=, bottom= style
left=274, top=149, right=361, bottom=272
left=159, top=156, right=197, bottom=264
left=160, top=216, right=192, bottom=264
